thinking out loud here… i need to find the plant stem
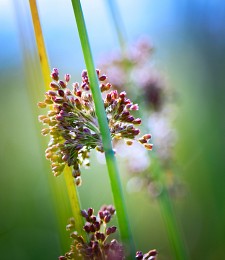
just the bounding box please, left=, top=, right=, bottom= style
left=105, top=0, right=127, bottom=52
left=71, top=0, right=135, bottom=257
left=159, top=186, right=188, bottom=260
left=29, top=0, right=86, bottom=240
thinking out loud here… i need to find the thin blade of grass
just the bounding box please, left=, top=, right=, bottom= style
left=28, top=0, right=86, bottom=241
left=70, top=0, right=135, bottom=258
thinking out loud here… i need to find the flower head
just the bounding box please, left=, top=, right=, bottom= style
left=59, top=205, right=124, bottom=260
left=38, top=68, right=152, bottom=183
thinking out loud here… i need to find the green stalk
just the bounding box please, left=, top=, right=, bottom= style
left=159, top=187, right=188, bottom=260
left=106, top=0, right=127, bottom=52
left=28, top=0, right=86, bottom=241
left=71, top=0, right=135, bottom=257
left=106, top=1, right=188, bottom=259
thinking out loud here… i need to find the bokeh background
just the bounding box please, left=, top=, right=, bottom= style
left=0, top=0, right=225, bottom=259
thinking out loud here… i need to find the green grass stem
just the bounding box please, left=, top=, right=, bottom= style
left=105, top=0, right=127, bottom=52
left=28, top=0, right=86, bottom=241
left=71, top=0, right=135, bottom=257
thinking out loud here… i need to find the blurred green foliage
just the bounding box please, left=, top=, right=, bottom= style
left=0, top=0, right=224, bottom=259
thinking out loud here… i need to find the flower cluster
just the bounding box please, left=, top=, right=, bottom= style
left=59, top=205, right=157, bottom=260
left=38, top=68, right=152, bottom=184
left=59, top=205, right=124, bottom=260
left=99, top=38, right=181, bottom=197
left=99, top=37, right=166, bottom=111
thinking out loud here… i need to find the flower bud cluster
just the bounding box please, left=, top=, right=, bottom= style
left=59, top=205, right=124, bottom=260
left=99, top=38, right=181, bottom=198
left=99, top=38, right=165, bottom=111
left=38, top=68, right=152, bottom=183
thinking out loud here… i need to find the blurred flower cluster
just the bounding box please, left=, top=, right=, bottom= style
left=100, top=38, right=181, bottom=197
left=38, top=68, right=152, bottom=184
left=59, top=205, right=157, bottom=260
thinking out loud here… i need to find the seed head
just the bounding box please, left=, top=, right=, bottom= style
left=38, top=68, right=152, bottom=183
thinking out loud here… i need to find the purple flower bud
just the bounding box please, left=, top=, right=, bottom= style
left=84, top=223, right=91, bottom=233
left=87, top=208, right=93, bottom=216
left=126, top=103, right=132, bottom=109
left=81, top=70, right=87, bottom=78
left=106, top=226, right=117, bottom=235
left=110, top=226, right=117, bottom=233
left=46, top=90, right=57, bottom=97
left=59, top=80, right=66, bottom=88
left=136, top=251, right=144, bottom=259
left=99, top=74, right=107, bottom=81
left=75, top=144, right=83, bottom=150
left=138, top=138, right=147, bottom=144
left=130, top=104, right=139, bottom=110
left=133, top=118, right=142, bottom=125
left=55, top=115, right=64, bottom=121
left=104, top=215, right=111, bottom=223
left=98, top=211, right=104, bottom=220
left=92, top=241, right=99, bottom=252
left=64, top=74, right=71, bottom=82
left=143, top=134, right=152, bottom=140
left=126, top=116, right=134, bottom=122
left=58, top=89, right=64, bottom=97
left=81, top=210, right=88, bottom=218
left=119, top=91, right=126, bottom=99
left=94, top=221, right=100, bottom=231
left=121, top=111, right=130, bottom=118
left=90, top=224, right=95, bottom=232
left=112, top=90, right=118, bottom=99
left=50, top=82, right=59, bottom=90
left=51, top=68, right=59, bottom=81
left=54, top=98, right=64, bottom=104
left=96, top=232, right=105, bottom=241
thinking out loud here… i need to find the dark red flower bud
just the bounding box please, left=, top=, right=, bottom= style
left=99, top=74, right=107, bottom=81
left=51, top=73, right=59, bottom=81
left=98, top=211, right=104, bottom=220
left=90, top=224, right=95, bottom=232
left=104, top=215, right=111, bottom=223
left=58, top=89, right=64, bottom=97
left=143, top=134, right=152, bottom=140
left=84, top=223, right=91, bottom=233
left=133, top=118, right=142, bottom=124
left=46, top=90, right=57, bottom=96
left=119, top=91, right=126, bottom=99
left=126, top=116, right=134, bottom=122
left=87, top=208, right=93, bottom=216
left=59, top=80, right=66, bottom=88
left=94, top=221, right=100, bottom=231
